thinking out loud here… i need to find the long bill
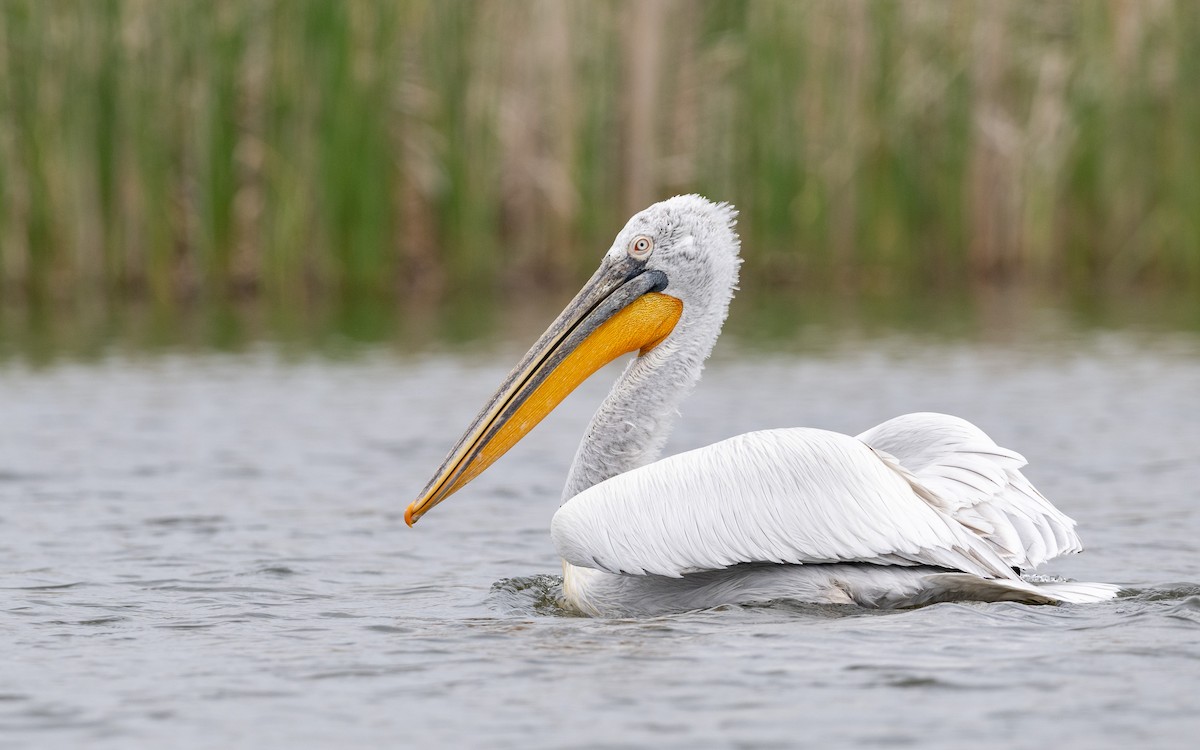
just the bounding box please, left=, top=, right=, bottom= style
left=405, top=255, right=683, bottom=526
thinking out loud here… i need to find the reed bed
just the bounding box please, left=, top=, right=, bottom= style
left=1, top=0, right=1197, bottom=307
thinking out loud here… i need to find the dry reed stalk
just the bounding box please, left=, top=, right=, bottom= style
left=966, top=0, right=1017, bottom=279
left=1, top=0, right=1198, bottom=307
left=621, top=0, right=668, bottom=217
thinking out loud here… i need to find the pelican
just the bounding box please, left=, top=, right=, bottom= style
left=406, top=195, right=1118, bottom=616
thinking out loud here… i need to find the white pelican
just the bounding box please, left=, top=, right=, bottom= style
left=406, top=195, right=1118, bottom=616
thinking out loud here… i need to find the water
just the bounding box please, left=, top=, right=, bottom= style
left=2, top=317, right=1200, bottom=748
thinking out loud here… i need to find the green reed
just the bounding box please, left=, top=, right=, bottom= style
left=1, top=0, right=1198, bottom=308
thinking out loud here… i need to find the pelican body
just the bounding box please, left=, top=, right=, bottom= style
left=407, top=195, right=1117, bottom=616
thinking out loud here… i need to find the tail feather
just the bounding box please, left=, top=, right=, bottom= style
left=1030, top=580, right=1122, bottom=604
left=917, top=573, right=1120, bottom=606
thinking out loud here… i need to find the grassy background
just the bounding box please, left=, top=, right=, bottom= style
left=1, top=0, right=1198, bottom=310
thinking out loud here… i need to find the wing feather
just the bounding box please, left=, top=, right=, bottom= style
left=856, top=412, right=1082, bottom=567
left=551, top=428, right=1017, bottom=579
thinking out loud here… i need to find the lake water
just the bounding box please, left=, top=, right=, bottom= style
left=2, top=299, right=1199, bottom=748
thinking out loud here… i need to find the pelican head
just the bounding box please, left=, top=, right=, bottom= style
left=406, top=194, right=741, bottom=525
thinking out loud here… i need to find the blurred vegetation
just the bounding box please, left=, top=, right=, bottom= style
left=1, top=0, right=1199, bottom=312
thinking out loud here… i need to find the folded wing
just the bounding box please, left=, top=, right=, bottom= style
left=856, top=412, right=1081, bottom=568
left=551, top=426, right=1022, bottom=579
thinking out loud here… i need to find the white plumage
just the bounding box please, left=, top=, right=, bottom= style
left=857, top=412, right=1082, bottom=568
left=553, top=425, right=1019, bottom=579
left=553, top=413, right=1117, bottom=616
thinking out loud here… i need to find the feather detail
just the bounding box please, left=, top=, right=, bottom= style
left=552, top=428, right=1018, bottom=579
left=857, top=412, right=1082, bottom=568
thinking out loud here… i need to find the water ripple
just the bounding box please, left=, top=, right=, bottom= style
left=2, top=347, right=1199, bottom=749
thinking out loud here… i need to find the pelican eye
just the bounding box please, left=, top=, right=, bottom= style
left=628, top=235, right=654, bottom=260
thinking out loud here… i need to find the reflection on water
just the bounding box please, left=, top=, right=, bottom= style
left=0, top=289, right=509, bottom=363
left=3, top=283, right=1200, bottom=363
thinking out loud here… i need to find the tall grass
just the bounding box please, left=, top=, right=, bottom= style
left=1, top=0, right=1198, bottom=308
